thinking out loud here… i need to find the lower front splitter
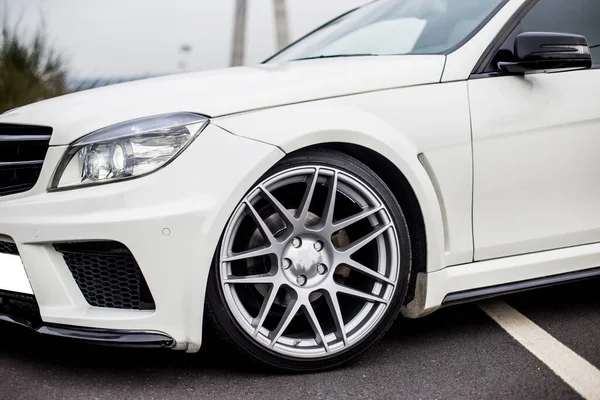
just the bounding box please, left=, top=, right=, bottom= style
left=0, top=313, right=175, bottom=348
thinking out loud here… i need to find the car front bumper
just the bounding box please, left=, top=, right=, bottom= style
left=0, top=124, right=284, bottom=351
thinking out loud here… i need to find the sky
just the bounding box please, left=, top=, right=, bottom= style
left=3, top=0, right=367, bottom=78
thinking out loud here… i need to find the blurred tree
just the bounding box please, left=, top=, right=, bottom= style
left=0, top=19, right=67, bottom=113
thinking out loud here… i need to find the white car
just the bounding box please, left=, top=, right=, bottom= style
left=1, top=0, right=599, bottom=371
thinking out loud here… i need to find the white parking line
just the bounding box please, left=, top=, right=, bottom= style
left=479, top=299, right=600, bottom=400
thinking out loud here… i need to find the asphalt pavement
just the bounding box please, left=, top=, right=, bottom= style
left=0, top=278, right=598, bottom=400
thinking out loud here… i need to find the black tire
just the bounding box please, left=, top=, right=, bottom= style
left=205, top=149, right=412, bottom=372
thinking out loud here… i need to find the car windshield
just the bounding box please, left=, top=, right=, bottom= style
left=267, top=0, right=506, bottom=62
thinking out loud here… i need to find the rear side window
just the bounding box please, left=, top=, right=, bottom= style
left=520, top=0, right=600, bottom=65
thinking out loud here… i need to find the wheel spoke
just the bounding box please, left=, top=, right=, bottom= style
left=341, top=223, right=392, bottom=255
left=259, top=186, right=295, bottom=227
left=244, top=201, right=276, bottom=244
left=341, top=259, right=394, bottom=285
left=304, top=302, right=330, bottom=352
left=222, top=246, right=274, bottom=262
left=324, top=291, right=348, bottom=346
left=321, top=171, right=338, bottom=227
left=296, top=168, right=319, bottom=223
left=336, top=284, right=389, bottom=304
left=332, top=206, right=383, bottom=231
left=269, top=298, right=302, bottom=346
left=223, top=273, right=276, bottom=285
left=252, top=284, right=280, bottom=336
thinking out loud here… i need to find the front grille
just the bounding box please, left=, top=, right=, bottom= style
left=0, top=241, right=19, bottom=255
left=0, top=124, right=52, bottom=196
left=54, top=242, right=155, bottom=310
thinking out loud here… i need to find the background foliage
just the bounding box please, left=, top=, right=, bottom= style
left=0, top=18, right=67, bottom=113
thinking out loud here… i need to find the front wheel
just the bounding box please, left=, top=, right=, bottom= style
left=206, top=150, right=412, bottom=371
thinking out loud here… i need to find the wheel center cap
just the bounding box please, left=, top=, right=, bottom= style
left=282, top=236, right=330, bottom=287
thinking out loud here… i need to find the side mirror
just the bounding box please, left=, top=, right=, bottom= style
left=498, top=32, right=592, bottom=74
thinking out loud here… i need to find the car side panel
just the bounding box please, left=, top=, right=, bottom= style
left=215, top=82, right=474, bottom=271
left=469, top=69, right=600, bottom=260
left=424, top=241, right=600, bottom=313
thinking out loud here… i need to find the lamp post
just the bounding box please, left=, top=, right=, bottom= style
left=231, top=0, right=289, bottom=67
left=231, top=0, right=247, bottom=66
left=273, top=0, right=290, bottom=50
left=178, top=43, right=192, bottom=72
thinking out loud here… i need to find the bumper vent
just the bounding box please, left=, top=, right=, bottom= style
left=0, top=289, right=41, bottom=324
left=0, top=241, right=19, bottom=256
left=54, top=242, right=155, bottom=311
left=0, top=124, right=52, bottom=196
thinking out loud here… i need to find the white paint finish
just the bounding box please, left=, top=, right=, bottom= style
left=0, top=253, right=34, bottom=295
left=0, top=125, right=284, bottom=349
left=442, top=0, right=525, bottom=82
left=479, top=300, right=600, bottom=400
left=0, top=56, right=445, bottom=145
left=329, top=82, right=474, bottom=265
left=469, top=69, right=600, bottom=260
left=217, top=81, right=474, bottom=267
left=329, top=83, right=471, bottom=153
left=423, top=242, right=600, bottom=312
left=418, top=149, right=473, bottom=266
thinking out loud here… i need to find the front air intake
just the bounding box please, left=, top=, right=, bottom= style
left=0, top=241, right=19, bottom=256
left=54, top=241, right=156, bottom=311
left=0, top=124, right=52, bottom=196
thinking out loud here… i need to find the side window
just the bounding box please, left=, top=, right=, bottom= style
left=521, top=0, right=600, bottom=65
left=485, top=0, right=600, bottom=72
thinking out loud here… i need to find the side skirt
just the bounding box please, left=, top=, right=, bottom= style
left=442, top=266, right=600, bottom=306
left=403, top=242, right=600, bottom=318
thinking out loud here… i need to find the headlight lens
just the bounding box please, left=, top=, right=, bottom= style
left=51, top=113, right=208, bottom=190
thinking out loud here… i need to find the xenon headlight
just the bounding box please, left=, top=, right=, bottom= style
left=51, top=112, right=209, bottom=190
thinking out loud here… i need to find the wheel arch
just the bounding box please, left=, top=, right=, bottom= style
left=214, top=104, right=447, bottom=282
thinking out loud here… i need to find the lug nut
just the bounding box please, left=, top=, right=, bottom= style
left=296, top=275, right=307, bottom=286
left=317, top=264, right=327, bottom=275
left=313, top=241, right=323, bottom=252
left=291, top=237, right=302, bottom=248
left=282, top=258, right=292, bottom=269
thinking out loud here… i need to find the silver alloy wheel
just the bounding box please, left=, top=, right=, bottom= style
left=219, top=166, right=401, bottom=358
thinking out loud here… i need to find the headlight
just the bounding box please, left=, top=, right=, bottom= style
left=50, top=112, right=208, bottom=190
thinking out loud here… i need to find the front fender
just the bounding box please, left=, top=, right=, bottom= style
left=214, top=102, right=447, bottom=274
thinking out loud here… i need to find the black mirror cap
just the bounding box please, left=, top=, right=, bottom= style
left=498, top=32, right=592, bottom=74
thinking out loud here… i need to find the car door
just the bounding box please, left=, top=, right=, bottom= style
left=468, top=0, right=600, bottom=261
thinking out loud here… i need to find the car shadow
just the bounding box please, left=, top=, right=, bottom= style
left=0, top=277, right=597, bottom=378
left=0, top=304, right=483, bottom=375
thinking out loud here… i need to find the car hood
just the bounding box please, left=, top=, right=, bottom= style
left=0, top=55, right=445, bottom=145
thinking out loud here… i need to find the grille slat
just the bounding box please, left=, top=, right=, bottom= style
left=54, top=242, right=156, bottom=311
left=0, top=160, right=45, bottom=167
left=0, top=124, right=52, bottom=196
left=0, top=135, right=51, bottom=142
